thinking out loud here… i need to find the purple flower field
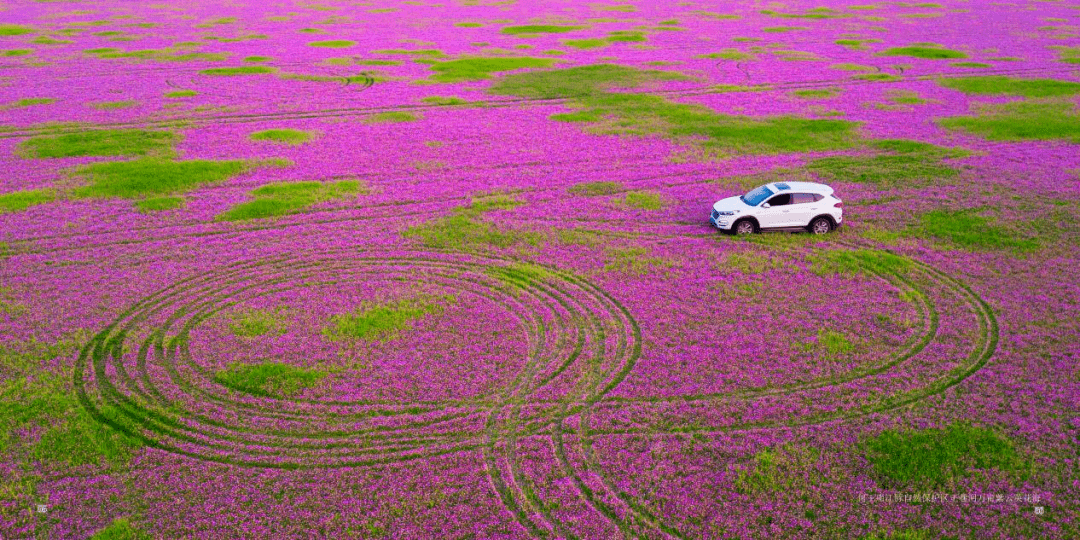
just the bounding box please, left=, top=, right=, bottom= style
left=1, top=0, right=1079, bottom=538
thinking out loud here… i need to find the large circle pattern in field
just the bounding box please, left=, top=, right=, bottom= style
left=75, top=249, right=640, bottom=469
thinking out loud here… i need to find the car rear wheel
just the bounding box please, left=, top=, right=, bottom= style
left=810, top=217, right=833, bottom=235
left=733, top=219, right=756, bottom=235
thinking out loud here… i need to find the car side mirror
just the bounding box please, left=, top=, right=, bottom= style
left=761, top=203, right=771, bottom=209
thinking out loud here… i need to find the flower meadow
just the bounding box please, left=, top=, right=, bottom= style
left=1, top=0, right=1079, bottom=538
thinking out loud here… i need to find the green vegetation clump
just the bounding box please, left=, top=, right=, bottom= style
left=89, top=518, right=151, bottom=540
left=1, top=337, right=140, bottom=466
left=762, top=26, right=807, bottom=33
left=617, top=190, right=663, bottom=210
left=937, top=100, right=1080, bottom=143
left=307, top=40, right=356, bottom=48
left=423, top=56, right=555, bottom=83
left=862, top=424, right=1026, bottom=487
left=89, top=100, right=138, bottom=109
left=762, top=8, right=848, bottom=19
left=1050, top=46, right=1080, bottom=64
left=918, top=209, right=1038, bottom=250
left=0, top=189, right=54, bottom=214
left=696, top=49, right=755, bottom=61
left=829, top=63, right=876, bottom=71
left=324, top=295, right=454, bottom=342
left=71, top=158, right=279, bottom=199
left=951, top=62, right=990, bottom=68
left=809, top=248, right=911, bottom=277
left=563, top=38, right=608, bottom=50
left=214, top=362, right=325, bottom=397
left=817, top=329, right=854, bottom=356
left=248, top=128, right=315, bottom=145
left=2, top=49, right=33, bottom=57
left=835, top=38, right=880, bottom=50
left=420, top=96, right=470, bottom=106
left=364, top=111, right=420, bottom=123
left=792, top=88, right=840, bottom=99
left=804, top=139, right=968, bottom=187
left=135, top=196, right=184, bottom=213
left=500, top=25, right=585, bottom=35
left=228, top=308, right=288, bottom=337
left=8, top=98, right=54, bottom=107
left=199, top=66, right=277, bottom=76
left=455, top=22, right=484, bottom=28
left=403, top=193, right=540, bottom=250
left=606, top=30, right=646, bottom=42
left=17, top=129, right=178, bottom=159
left=372, top=48, right=445, bottom=57
left=602, top=246, right=668, bottom=275
left=217, top=179, right=363, bottom=221
left=164, top=90, right=197, bottom=98
left=243, top=55, right=273, bottom=63
left=489, top=64, right=861, bottom=156
left=879, top=45, right=966, bottom=59
left=487, top=262, right=554, bottom=289
left=735, top=444, right=823, bottom=494
left=936, top=76, right=1080, bottom=98
left=89, top=46, right=229, bottom=63
left=0, top=25, right=36, bottom=36
left=568, top=181, right=622, bottom=196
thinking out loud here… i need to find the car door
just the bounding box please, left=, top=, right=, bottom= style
left=787, top=193, right=818, bottom=227
left=757, top=193, right=791, bottom=228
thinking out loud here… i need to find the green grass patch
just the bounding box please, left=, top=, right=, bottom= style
left=817, top=328, right=854, bottom=356
left=617, top=190, right=663, bottom=210
left=0, top=25, right=35, bottom=36
left=487, top=262, right=554, bottom=289
left=862, top=424, right=1026, bottom=487
left=0, top=189, right=54, bottom=214
left=937, top=100, right=1080, bottom=143
left=420, top=96, right=470, bottom=106
left=308, top=39, right=356, bottom=48
left=606, top=31, right=646, bottom=42
left=735, top=444, right=823, bottom=494
left=490, top=64, right=861, bottom=156
left=323, top=294, right=454, bottom=342
left=70, top=158, right=283, bottom=199
left=602, top=246, right=669, bottom=275
left=199, top=66, right=277, bottom=76
left=1050, top=46, right=1080, bottom=64
left=364, top=111, right=420, bottom=123
left=248, top=128, right=315, bottom=145
left=879, top=45, right=966, bottom=59
left=804, top=139, right=968, bottom=187
left=917, top=209, right=1039, bottom=250
left=500, top=25, right=585, bottom=35
left=89, top=46, right=228, bottom=62
left=951, top=62, right=991, bottom=68
left=372, top=48, right=445, bottom=57
left=228, top=308, right=288, bottom=337
left=89, top=518, right=151, bottom=540
left=164, top=89, right=197, bottom=98
left=243, top=55, right=273, bottom=63
left=214, top=362, right=324, bottom=397
left=217, top=179, right=363, bottom=221
left=809, top=248, right=911, bottom=277
left=89, top=100, right=138, bottom=109
left=402, top=193, right=540, bottom=251
left=853, top=73, right=901, bottom=81
left=835, top=38, right=880, bottom=50
left=885, top=90, right=928, bottom=104
left=31, top=36, right=73, bottom=45
left=763, top=8, right=848, bottom=19
left=762, top=26, right=807, bottom=33
left=423, top=56, right=555, bottom=83
left=2, top=49, right=33, bottom=56
left=135, top=196, right=184, bottom=213
left=17, top=129, right=178, bottom=159
left=9, top=98, right=54, bottom=107
left=829, top=63, right=876, bottom=71
left=936, top=76, right=1080, bottom=97
left=562, top=38, right=608, bottom=50
left=696, top=49, right=755, bottom=61
left=792, top=88, right=840, bottom=99
left=455, top=22, right=484, bottom=28
left=568, top=181, right=622, bottom=196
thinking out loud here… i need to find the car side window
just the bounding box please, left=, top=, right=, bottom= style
left=765, top=194, right=790, bottom=206
left=791, top=193, right=815, bottom=205
left=813, top=193, right=824, bottom=202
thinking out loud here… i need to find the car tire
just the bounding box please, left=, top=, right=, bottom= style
left=809, top=216, right=833, bottom=235
left=732, top=219, right=756, bottom=235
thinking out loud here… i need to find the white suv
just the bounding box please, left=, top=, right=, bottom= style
left=710, top=181, right=843, bottom=235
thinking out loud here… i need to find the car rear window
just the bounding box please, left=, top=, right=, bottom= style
left=792, top=193, right=816, bottom=204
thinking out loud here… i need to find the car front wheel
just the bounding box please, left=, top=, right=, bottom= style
left=809, top=217, right=833, bottom=235
left=733, top=219, right=756, bottom=235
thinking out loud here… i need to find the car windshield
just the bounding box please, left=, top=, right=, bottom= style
left=740, top=185, right=774, bottom=206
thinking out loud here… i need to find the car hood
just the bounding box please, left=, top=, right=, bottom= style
left=713, top=196, right=752, bottom=213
